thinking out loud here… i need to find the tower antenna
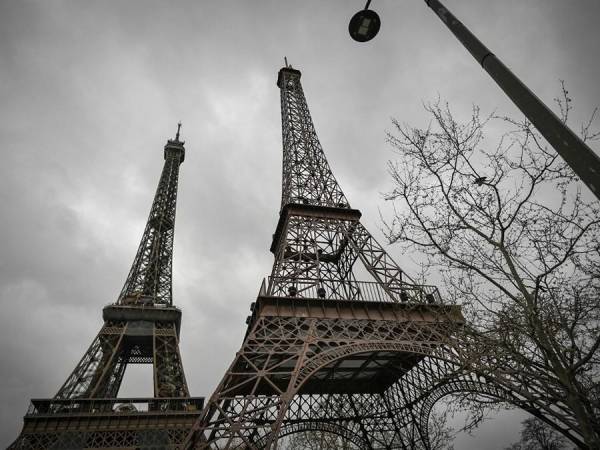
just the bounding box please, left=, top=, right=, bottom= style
left=176, top=122, right=182, bottom=141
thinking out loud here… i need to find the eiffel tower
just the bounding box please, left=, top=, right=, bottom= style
left=10, top=125, right=203, bottom=450
left=184, top=65, right=467, bottom=449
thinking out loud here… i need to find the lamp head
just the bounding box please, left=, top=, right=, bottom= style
left=349, top=8, right=381, bottom=42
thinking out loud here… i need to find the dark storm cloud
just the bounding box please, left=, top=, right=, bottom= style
left=1, top=0, right=599, bottom=447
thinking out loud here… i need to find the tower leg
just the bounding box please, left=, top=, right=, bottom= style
left=190, top=319, right=316, bottom=448
left=154, top=321, right=190, bottom=398
left=55, top=321, right=127, bottom=400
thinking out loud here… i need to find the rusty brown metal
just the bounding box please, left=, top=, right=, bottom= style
left=184, top=67, right=471, bottom=450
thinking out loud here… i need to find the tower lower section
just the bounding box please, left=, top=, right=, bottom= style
left=11, top=305, right=198, bottom=449
left=186, top=295, right=464, bottom=449
left=50, top=305, right=189, bottom=400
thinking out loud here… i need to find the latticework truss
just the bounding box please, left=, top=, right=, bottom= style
left=278, top=67, right=349, bottom=209
left=118, top=133, right=185, bottom=306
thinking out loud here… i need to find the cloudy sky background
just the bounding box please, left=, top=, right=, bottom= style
left=1, top=0, right=599, bottom=447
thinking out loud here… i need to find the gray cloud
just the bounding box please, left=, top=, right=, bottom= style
left=1, top=0, right=599, bottom=447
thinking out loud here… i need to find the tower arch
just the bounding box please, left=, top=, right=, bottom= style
left=256, top=422, right=366, bottom=449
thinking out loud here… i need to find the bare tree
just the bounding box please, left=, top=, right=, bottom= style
left=384, top=87, right=600, bottom=448
left=505, top=417, right=568, bottom=450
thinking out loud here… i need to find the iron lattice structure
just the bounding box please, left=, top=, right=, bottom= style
left=185, top=65, right=586, bottom=449
left=184, top=66, right=468, bottom=449
left=10, top=126, right=203, bottom=450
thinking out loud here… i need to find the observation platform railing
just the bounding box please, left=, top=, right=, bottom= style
left=258, top=277, right=442, bottom=304
left=25, top=397, right=204, bottom=416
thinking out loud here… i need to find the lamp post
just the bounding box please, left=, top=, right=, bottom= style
left=349, top=0, right=600, bottom=199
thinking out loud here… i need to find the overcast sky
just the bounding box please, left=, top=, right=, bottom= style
left=1, top=1, right=599, bottom=448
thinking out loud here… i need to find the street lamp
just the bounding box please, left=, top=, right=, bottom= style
left=349, top=0, right=381, bottom=42
left=349, top=0, right=600, bottom=199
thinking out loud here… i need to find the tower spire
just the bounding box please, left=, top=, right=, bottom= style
left=118, top=130, right=185, bottom=306
left=176, top=121, right=182, bottom=141
left=276, top=66, right=349, bottom=209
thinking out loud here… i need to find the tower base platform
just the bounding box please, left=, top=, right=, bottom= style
left=9, top=397, right=203, bottom=450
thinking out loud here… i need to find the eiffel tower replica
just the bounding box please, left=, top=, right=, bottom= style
left=184, top=65, right=467, bottom=449
left=10, top=124, right=203, bottom=450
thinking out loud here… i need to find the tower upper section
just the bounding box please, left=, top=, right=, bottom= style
left=164, top=122, right=185, bottom=162
left=277, top=66, right=350, bottom=210
left=264, top=64, right=444, bottom=307
left=118, top=124, right=185, bottom=307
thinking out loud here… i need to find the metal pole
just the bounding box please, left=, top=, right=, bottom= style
left=425, top=0, right=600, bottom=199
